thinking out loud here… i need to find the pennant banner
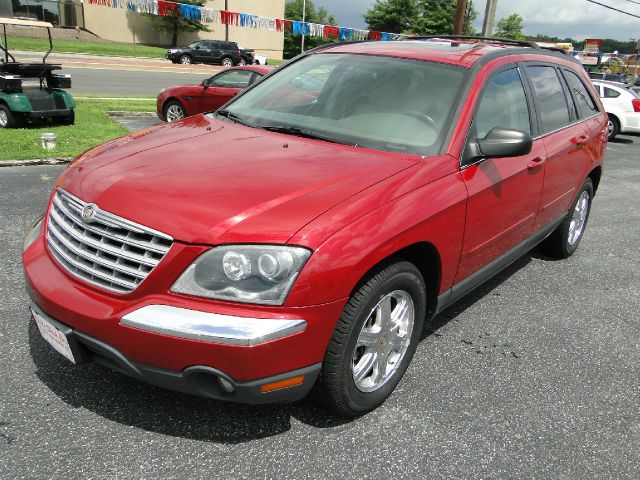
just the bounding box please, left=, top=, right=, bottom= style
left=86, top=0, right=405, bottom=42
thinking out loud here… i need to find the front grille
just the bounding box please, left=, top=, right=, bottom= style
left=46, top=188, right=173, bottom=294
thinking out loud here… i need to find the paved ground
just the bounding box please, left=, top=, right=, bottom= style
left=0, top=134, right=639, bottom=479
left=109, top=114, right=162, bottom=132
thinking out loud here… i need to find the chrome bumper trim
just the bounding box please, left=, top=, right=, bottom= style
left=120, top=305, right=307, bottom=346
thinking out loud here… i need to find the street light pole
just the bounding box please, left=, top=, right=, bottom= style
left=225, top=0, right=229, bottom=41
left=301, top=0, right=306, bottom=53
left=481, top=0, right=498, bottom=37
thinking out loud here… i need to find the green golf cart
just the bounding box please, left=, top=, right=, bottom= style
left=0, top=17, right=75, bottom=128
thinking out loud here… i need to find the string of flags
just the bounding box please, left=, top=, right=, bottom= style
left=87, top=0, right=406, bottom=42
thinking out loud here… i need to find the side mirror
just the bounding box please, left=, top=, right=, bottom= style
left=201, top=79, right=209, bottom=88
left=475, top=127, right=532, bottom=158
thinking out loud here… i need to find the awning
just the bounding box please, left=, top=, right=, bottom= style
left=0, top=18, right=54, bottom=29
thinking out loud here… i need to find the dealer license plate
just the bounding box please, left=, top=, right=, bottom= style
left=31, top=308, right=75, bottom=364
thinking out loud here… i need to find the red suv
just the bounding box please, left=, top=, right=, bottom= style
left=23, top=37, right=606, bottom=417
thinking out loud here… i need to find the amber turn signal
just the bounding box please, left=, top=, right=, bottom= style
left=260, top=375, right=304, bottom=393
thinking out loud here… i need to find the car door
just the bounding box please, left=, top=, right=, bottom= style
left=207, top=41, right=223, bottom=64
left=199, top=69, right=256, bottom=113
left=190, top=42, right=206, bottom=63
left=455, top=65, right=546, bottom=282
left=524, top=64, right=596, bottom=231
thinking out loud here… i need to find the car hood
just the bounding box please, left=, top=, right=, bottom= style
left=58, top=115, right=419, bottom=245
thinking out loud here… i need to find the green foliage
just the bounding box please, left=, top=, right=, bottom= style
left=284, top=0, right=337, bottom=59
left=147, top=0, right=210, bottom=48
left=364, top=0, right=477, bottom=36
left=3, top=37, right=167, bottom=58
left=494, top=13, right=524, bottom=41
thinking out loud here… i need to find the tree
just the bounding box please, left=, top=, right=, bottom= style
left=364, top=0, right=417, bottom=34
left=494, top=13, right=524, bottom=41
left=147, top=0, right=210, bottom=48
left=284, top=0, right=337, bottom=59
left=364, top=0, right=477, bottom=36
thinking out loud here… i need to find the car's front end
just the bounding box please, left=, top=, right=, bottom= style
left=165, top=48, right=185, bottom=63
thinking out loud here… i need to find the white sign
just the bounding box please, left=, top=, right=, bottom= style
left=32, top=308, right=76, bottom=363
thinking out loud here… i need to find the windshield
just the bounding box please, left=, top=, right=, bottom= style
left=220, top=53, right=467, bottom=155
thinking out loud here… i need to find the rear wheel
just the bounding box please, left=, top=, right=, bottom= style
left=164, top=100, right=186, bottom=122
left=238, top=58, right=247, bottom=66
left=0, top=104, right=21, bottom=128
left=314, top=260, right=426, bottom=417
left=179, top=55, right=192, bottom=65
left=539, top=178, right=594, bottom=258
left=57, top=110, right=75, bottom=126
left=221, top=57, right=233, bottom=68
left=607, top=115, right=620, bottom=140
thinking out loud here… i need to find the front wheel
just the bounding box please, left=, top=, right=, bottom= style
left=164, top=100, right=186, bottom=122
left=179, top=55, right=192, bottom=65
left=314, top=260, right=426, bottom=417
left=221, top=57, right=233, bottom=67
left=539, top=178, right=594, bottom=258
left=0, top=104, right=21, bottom=128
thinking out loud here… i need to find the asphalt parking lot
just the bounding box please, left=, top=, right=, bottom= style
left=1, top=134, right=639, bottom=479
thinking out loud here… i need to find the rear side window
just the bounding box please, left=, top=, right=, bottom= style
left=526, top=66, right=571, bottom=133
left=474, top=68, right=531, bottom=139
left=604, top=87, right=621, bottom=98
left=563, top=70, right=599, bottom=118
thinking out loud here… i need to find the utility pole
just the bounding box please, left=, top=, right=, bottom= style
left=301, top=0, right=306, bottom=53
left=225, top=0, right=229, bottom=41
left=453, top=0, right=468, bottom=36
left=481, top=0, right=498, bottom=37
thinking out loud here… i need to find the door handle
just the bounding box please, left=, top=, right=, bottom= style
left=575, top=134, right=590, bottom=148
left=527, top=157, right=545, bottom=170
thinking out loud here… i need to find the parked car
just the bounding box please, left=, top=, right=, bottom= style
left=238, top=47, right=255, bottom=66
left=588, top=71, right=629, bottom=84
left=591, top=80, right=640, bottom=139
left=157, top=66, right=270, bottom=122
left=24, top=37, right=606, bottom=417
left=166, top=40, right=242, bottom=67
left=253, top=53, right=268, bottom=66
left=0, top=17, right=75, bottom=128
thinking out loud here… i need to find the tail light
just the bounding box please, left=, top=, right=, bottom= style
left=632, top=99, right=640, bottom=113
left=237, top=50, right=241, bottom=56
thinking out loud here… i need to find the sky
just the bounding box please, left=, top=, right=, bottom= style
left=312, top=0, right=640, bottom=41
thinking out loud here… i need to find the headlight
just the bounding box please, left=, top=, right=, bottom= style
left=172, top=245, right=311, bottom=305
left=23, top=217, right=43, bottom=252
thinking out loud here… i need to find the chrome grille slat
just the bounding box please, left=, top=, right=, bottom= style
left=52, top=194, right=171, bottom=255
left=46, top=189, right=173, bottom=294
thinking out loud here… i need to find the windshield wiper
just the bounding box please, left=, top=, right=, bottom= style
left=260, top=125, right=356, bottom=146
left=216, top=109, right=254, bottom=127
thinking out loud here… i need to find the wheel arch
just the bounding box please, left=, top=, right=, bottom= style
left=163, top=97, right=187, bottom=117
left=588, top=166, right=602, bottom=194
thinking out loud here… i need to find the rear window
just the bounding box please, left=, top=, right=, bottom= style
left=526, top=66, right=571, bottom=134
left=563, top=70, right=599, bottom=118
left=603, top=87, right=621, bottom=98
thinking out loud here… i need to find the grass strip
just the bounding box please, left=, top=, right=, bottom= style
left=0, top=99, right=156, bottom=161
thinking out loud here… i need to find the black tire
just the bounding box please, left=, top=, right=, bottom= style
left=539, top=178, right=594, bottom=259
left=314, top=260, right=427, bottom=417
left=179, top=55, right=192, bottom=65
left=238, top=58, right=247, bottom=66
left=58, top=110, right=75, bottom=126
left=607, top=115, right=620, bottom=140
left=221, top=57, right=234, bottom=68
left=163, top=100, right=186, bottom=122
left=0, top=104, right=22, bottom=128
left=171, top=60, right=179, bottom=64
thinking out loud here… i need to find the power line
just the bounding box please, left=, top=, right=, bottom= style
left=585, top=0, right=640, bottom=18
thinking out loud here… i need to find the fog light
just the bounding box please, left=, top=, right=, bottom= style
left=41, top=133, right=57, bottom=151
left=219, top=377, right=235, bottom=393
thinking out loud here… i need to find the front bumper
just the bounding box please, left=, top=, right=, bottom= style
left=30, top=304, right=320, bottom=403
left=24, top=229, right=346, bottom=387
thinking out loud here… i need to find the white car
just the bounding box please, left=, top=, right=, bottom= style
left=592, top=80, right=640, bottom=140
left=253, top=54, right=268, bottom=66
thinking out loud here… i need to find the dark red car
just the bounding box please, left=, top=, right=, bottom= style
left=24, top=38, right=606, bottom=417
left=157, top=65, right=270, bottom=122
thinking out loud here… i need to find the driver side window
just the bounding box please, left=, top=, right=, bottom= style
left=474, top=68, right=531, bottom=139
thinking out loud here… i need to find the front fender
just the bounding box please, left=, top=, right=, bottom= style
left=287, top=168, right=467, bottom=306
left=0, top=92, right=32, bottom=112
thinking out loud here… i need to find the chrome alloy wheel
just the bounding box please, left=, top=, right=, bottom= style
left=352, top=290, right=415, bottom=393
left=607, top=119, right=615, bottom=138
left=179, top=55, right=192, bottom=64
left=222, top=58, right=234, bottom=67
left=568, top=191, right=589, bottom=245
left=0, top=109, right=8, bottom=128
left=165, top=104, right=185, bottom=122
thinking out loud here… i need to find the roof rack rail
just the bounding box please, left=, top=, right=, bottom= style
left=405, top=35, right=540, bottom=49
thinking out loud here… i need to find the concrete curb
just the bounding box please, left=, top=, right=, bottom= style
left=0, top=158, right=71, bottom=168
left=107, top=111, right=157, bottom=118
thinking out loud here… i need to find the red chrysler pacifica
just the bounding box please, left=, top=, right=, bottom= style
left=23, top=37, right=606, bottom=417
